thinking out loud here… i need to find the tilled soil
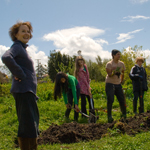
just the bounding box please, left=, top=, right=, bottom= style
left=37, top=111, right=150, bottom=145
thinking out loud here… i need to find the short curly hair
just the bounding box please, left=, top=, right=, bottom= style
left=9, top=21, right=33, bottom=42
left=135, top=57, right=144, bottom=63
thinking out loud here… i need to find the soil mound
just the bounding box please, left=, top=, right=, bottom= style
left=37, top=111, right=150, bottom=145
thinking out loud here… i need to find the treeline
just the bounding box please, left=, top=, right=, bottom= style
left=48, top=50, right=110, bottom=82
left=48, top=45, right=150, bottom=83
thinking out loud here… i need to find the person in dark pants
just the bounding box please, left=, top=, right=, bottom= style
left=105, top=49, right=126, bottom=123
left=129, top=57, right=148, bottom=114
left=54, top=72, right=80, bottom=121
left=74, top=56, right=94, bottom=117
left=1, top=21, right=39, bottom=150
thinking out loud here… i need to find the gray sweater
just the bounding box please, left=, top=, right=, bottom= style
left=1, top=40, right=37, bottom=97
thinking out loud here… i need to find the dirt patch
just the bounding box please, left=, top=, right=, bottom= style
left=37, top=111, right=150, bottom=145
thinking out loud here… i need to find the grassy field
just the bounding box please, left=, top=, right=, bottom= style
left=0, top=81, right=150, bottom=150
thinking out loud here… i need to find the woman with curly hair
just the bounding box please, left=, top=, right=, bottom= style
left=1, top=21, right=39, bottom=150
left=54, top=72, right=80, bottom=121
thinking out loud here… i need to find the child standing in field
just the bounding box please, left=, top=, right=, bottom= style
left=105, top=49, right=126, bottom=123
left=129, top=57, right=148, bottom=114
left=74, top=56, right=94, bottom=117
left=54, top=72, right=80, bottom=121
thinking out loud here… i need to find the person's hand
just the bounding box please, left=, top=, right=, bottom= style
left=139, top=75, right=143, bottom=79
left=120, top=80, right=123, bottom=84
left=14, top=77, right=21, bottom=82
left=139, top=75, right=143, bottom=81
left=89, top=87, right=92, bottom=91
left=66, top=103, right=71, bottom=109
left=89, top=92, right=92, bottom=98
left=75, top=104, right=80, bottom=112
left=89, top=87, right=92, bottom=98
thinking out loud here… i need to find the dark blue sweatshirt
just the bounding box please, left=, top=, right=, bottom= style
left=1, top=40, right=37, bottom=97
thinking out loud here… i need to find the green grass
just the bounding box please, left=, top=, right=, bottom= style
left=0, top=81, right=150, bottom=150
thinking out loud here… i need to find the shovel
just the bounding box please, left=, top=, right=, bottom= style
left=68, top=104, right=98, bottom=123
left=68, top=104, right=90, bottom=118
left=89, top=81, right=99, bottom=123
left=89, top=96, right=99, bottom=123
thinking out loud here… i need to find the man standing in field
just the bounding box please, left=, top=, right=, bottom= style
left=105, top=49, right=126, bottom=123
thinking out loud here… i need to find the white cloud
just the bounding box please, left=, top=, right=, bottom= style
left=0, top=45, right=9, bottom=66
left=116, top=29, right=143, bottom=44
left=122, top=15, right=150, bottom=22
left=143, top=49, right=150, bottom=64
left=27, top=45, right=48, bottom=69
left=43, top=26, right=111, bottom=61
left=95, top=39, right=108, bottom=45
left=0, top=44, right=48, bottom=72
left=130, top=0, right=149, bottom=4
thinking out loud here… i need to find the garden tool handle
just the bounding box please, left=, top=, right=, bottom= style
left=68, top=104, right=90, bottom=118
left=68, top=104, right=80, bottom=112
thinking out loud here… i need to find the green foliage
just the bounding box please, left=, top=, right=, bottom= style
left=1, top=81, right=150, bottom=149
left=36, top=62, right=47, bottom=77
left=37, top=81, right=54, bottom=101
left=48, top=51, right=75, bottom=81
left=86, top=56, right=108, bottom=82
left=120, top=45, right=150, bottom=82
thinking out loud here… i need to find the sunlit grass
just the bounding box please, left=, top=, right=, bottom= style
left=0, top=81, right=150, bottom=149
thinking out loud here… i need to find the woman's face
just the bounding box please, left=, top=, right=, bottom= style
left=61, top=78, right=66, bottom=83
left=113, top=52, right=121, bottom=60
left=15, top=25, right=31, bottom=44
left=78, top=59, right=84, bottom=67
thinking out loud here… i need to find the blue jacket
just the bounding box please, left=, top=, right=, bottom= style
left=1, top=40, right=37, bottom=97
left=129, top=64, right=148, bottom=92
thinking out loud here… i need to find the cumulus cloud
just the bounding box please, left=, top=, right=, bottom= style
left=142, top=49, right=150, bottom=64
left=27, top=45, right=48, bottom=69
left=0, top=45, right=9, bottom=66
left=116, top=29, right=143, bottom=44
left=130, top=0, right=149, bottom=4
left=122, top=15, right=150, bottom=22
left=0, top=44, right=48, bottom=72
left=43, top=26, right=111, bottom=61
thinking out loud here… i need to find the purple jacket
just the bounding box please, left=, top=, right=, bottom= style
left=1, top=40, right=37, bottom=97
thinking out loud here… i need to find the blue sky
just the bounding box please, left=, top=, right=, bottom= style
left=0, top=0, right=150, bottom=69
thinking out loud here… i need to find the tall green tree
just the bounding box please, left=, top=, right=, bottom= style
left=48, top=51, right=75, bottom=82
left=36, top=62, right=47, bottom=78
